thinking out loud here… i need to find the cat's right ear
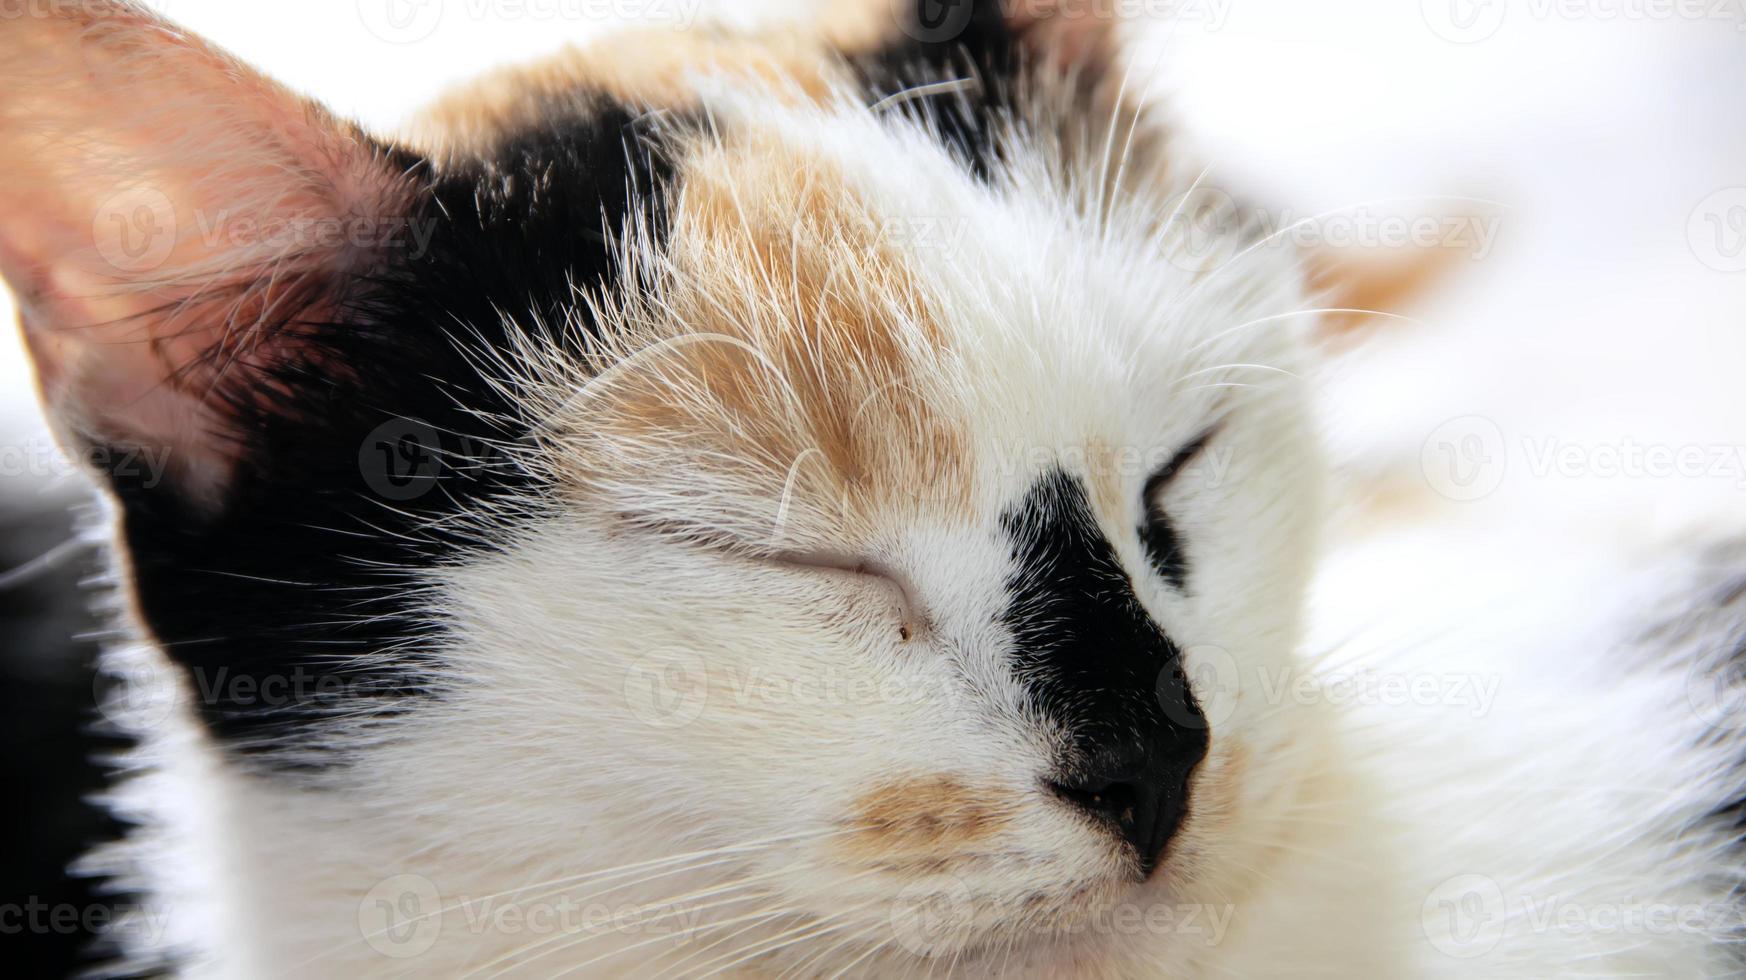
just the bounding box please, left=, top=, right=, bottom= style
left=0, top=2, right=418, bottom=509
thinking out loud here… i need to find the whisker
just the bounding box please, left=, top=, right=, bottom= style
left=462, top=866, right=800, bottom=977
left=682, top=903, right=880, bottom=980
left=300, top=827, right=848, bottom=969
left=871, top=77, right=980, bottom=114
left=1171, top=362, right=1300, bottom=388
left=1187, top=308, right=1422, bottom=356
left=1200, top=195, right=1509, bottom=285
left=543, top=904, right=805, bottom=980
left=479, top=885, right=781, bottom=979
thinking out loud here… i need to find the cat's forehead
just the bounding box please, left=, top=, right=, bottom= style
left=406, top=14, right=1297, bottom=551
left=483, top=107, right=1226, bottom=544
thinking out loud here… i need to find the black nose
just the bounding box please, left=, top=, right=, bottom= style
left=1000, top=470, right=1212, bottom=879
left=1047, top=727, right=1199, bottom=878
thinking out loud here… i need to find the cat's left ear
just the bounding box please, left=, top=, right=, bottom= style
left=0, top=2, right=415, bottom=506
left=884, top=0, right=1125, bottom=79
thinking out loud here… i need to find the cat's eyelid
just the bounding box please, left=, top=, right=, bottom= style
left=769, top=551, right=927, bottom=641
left=770, top=551, right=912, bottom=598
left=1144, top=424, right=1222, bottom=504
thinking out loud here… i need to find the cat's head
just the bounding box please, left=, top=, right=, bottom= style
left=1, top=0, right=1322, bottom=972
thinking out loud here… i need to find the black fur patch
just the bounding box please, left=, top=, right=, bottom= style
left=849, top=0, right=1028, bottom=180
left=101, top=98, right=690, bottom=763
left=1001, top=469, right=1210, bottom=872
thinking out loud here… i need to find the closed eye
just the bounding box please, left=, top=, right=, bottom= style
left=768, top=552, right=926, bottom=642
left=1139, top=427, right=1219, bottom=591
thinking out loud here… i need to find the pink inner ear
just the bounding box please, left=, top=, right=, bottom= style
left=16, top=263, right=250, bottom=506
left=0, top=2, right=409, bottom=501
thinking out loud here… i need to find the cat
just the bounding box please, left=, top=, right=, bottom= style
left=1, top=1, right=1742, bottom=976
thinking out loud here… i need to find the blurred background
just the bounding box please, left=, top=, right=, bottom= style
left=6, top=0, right=1746, bottom=974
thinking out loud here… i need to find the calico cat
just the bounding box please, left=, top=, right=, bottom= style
left=2, top=1, right=1742, bottom=976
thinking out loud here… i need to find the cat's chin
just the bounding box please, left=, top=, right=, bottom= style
left=836, top=872, right=1180, bottom=975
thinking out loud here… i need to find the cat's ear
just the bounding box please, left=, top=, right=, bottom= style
left=0, top=2, right=416, bottom=507
left=890, top=0, right=1124, bottom=78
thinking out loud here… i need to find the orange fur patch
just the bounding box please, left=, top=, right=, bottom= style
left=840, top=776, right=1018, bottom=866
left=1308, top=239, right=1472, bottom=341
left=544, top=132, right=972, bottom=545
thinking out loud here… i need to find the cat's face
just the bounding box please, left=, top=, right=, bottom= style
left=1, top=0, right=1320, bottom=972
left=428, top=99, right=1320, bottom=965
